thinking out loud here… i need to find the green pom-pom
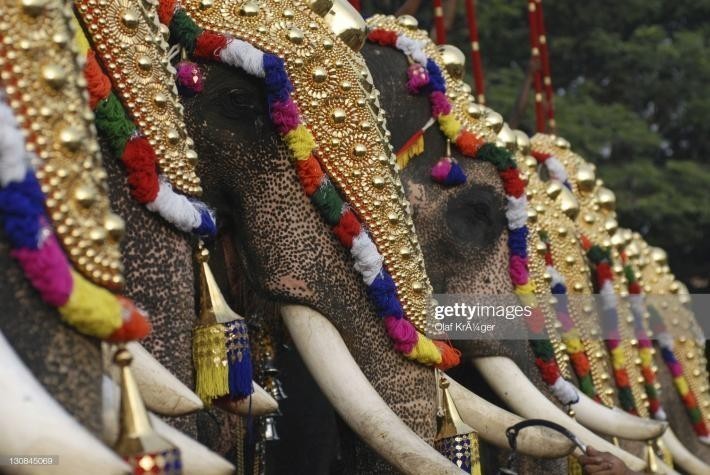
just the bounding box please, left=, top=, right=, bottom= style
left=476, top=143, right=517, bottom=171
left=94, top=93, right=136, bottom=157
left=311, top=181, right=344, bottom=225
left=170, top=9, right=203, bottom=54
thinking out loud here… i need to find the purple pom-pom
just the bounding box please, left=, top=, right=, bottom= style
left=175, top=61, right=204, bottom=96
left=406, top=63, right=430, bottom=94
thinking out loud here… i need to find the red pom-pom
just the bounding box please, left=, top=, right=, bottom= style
left=693, top=421, right=710, bottom=437
left=613, top=369, right=630, bottom=387
left=526, top=308, right=546, bottom=334
left=595, top=262, right=614, bottom=287
left=580, top=234, right=592, bottom=251
left=682, top=392, right=698, bottom=408
left=455, top=130, right=484, bottom=157
left=535, top=357, right=561, bottom=385
left=628, top=281, right=642, bottom=294
left=531, top=150, right=551, bottom=163
left=157, top=0, right=178, bottom=25
left=569, top=352, right=591, bottom=376
left=367, top=29, right=398, bottom=46
left=500, top=168, right=526, bottom=198
left=122, top=137, right=159, bottom=204
left=107, top=296, right=152, bottom=342
left=295, top=155, right=325, bottom=196
left=194, top=31, right=229, bottom=60
left=641, top=366, right=656, bottom=382
left=332, top=210, right=361, bottom=248
left=434, top=340, right=461, bottom=370
left=648, top=398, right=661, bottom=415
left=84, top=51, right=112, bottom=109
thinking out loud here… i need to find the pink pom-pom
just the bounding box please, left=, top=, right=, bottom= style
left=429, top=91, right=452, bottom=117
left=270, top=97, right=301, bottom=134
left=406, top=63, right=430, bottom=94
left=430, top=158, right=452, bottom=183
left=384, top=316, right=418, bottom=354
left=175, top=61, right=204, bottom=96
left=12, top=233, right=73, bottom=307
left=509, top=254, right=529, bottom=286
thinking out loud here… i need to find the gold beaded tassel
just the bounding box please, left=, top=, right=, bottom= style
left=113, top=347, right=182, bottom=474
left=434, top=371, right=482, bottom=474
left=193, top=242, right=254, bottom=405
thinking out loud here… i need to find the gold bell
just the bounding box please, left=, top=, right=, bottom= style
left=305, top=0, right=334, bottom=17
left=113, top=347, right=182, bottom=474
left=434, top=374, right=481, bottom=474
left=438, top=44, right=466, bottom=80
left=323, top=0, right=366, bottom=51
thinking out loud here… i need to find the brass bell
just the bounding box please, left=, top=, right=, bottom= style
left=553, top=135, right=571, bottom=149
left=513, top=130, right=531, bottom=155
left=323, top=0, right=366, bottom=52
left=305, top=0, right=334, bottom=17
left=557, top=186, right=580, bottom=220
left=576, top=163, right=596, bottom=193
left=496, top=123, right=517, bottom=152
left=650, top=247, right=667, bottom=266
left=596, top=187, right=616, bottom=211
left=437, top=44, right=466, bottom=80
left=483, top=108, right=504, bottom=133
left=396, top=15, right=419, bottom=29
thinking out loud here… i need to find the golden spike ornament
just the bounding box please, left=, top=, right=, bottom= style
left=74, top=0, right=202, bottom=197
left=184, top=0, right=433, bottom=333
left=434, top=372, right=482, bottom=475
left=0, top=0, right=125, bottom=288
left=113, top=347, right=182, bottom=474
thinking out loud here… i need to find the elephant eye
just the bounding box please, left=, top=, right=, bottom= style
left=218, top=88, right=259, bottom=119
left=445, top=185, right=506, bottom=248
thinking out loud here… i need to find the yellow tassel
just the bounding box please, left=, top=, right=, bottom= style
left=568, top=454, right=584, bottom=475
left=438, top=113, right=462, bottom=140
left=396, top=134, right=425, bottom=170
left=406, top=333, right=443, bottom=366
left=673, top=376, right=689, bottom=395
left=58, top=270, right=122, bottom=338
left=192, top=324, right=229, bottom=405
left=284, top=124, right=316, bottom=161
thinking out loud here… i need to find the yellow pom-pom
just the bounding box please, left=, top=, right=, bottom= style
left=285, top=124, right=316, bottom=161
left=610, top=346, right=625, bottom=369
left=563, top=336, right=584, bottom=354
left=58, top=271, right=123, bottom=338
left=437, top=113, right=462, bottom=141
left=639, top=347, right=654, bottom=367
left=405, top=333, right=443, bottom=366
left=673, top=376, right=689, bottom=396
left=72, top=16, right=91, bottom=56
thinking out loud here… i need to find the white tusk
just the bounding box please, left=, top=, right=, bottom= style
left=573, top=392, right=668, bottom=440
left=215, top=381, right=279, bottom=416
left=102, top=376, right=235, bottom=474
left=0, top=332, right=130, bottom=475
left=149, top=415, right=235, bottom=475
left=661, top=428, right=710, bottom=475
left=473, top=356, right=647, bottom=472
left=444, top=374, right=575, bottom=458
left=281, top=304, right=465, bottom=475
left=103, top=342, right=203, bottom=416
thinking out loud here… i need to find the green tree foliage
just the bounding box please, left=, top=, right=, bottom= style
left=363, top=0, right=710, bottom=287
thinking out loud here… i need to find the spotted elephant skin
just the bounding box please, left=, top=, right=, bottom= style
left=362, top=42, right=566, bottom=474
left=0, top=239, right=104, bottom=436
left=182, top=61, right=439, bottom=474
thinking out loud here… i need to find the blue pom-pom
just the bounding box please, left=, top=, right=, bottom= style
left=443, top=162, right=466, bottom=186
left=508, top=226, right=529, bottom=258
left=192, top=204, right=217, bottom=240
left=0, top=171, right=45, bottom=249
left=660, top=347, right=676, bottom=363
left=425, top=59, right=446, bottom=93
left=366, top=270, right=404, bottom=318
left=225, top=320, right=254, bottom=399
left=263, top=54, right=293, bottom=103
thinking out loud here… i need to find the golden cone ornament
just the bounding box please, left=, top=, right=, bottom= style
left=434, top=373, right=481, bottom=474
left=113, top=347, right=182, bottom=474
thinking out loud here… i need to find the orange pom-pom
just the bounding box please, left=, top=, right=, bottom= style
left=107, top=297, right=152, bottom=342
left=434, top=340, right=461, bottom=370
left=84, top=50, right=112, bottom=109
left=455, top=130, right=484, bottom=157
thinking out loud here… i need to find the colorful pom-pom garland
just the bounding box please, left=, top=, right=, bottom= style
left=620, top=251, right=666, bottom=420
left=539, top=231, right=598, bottom=400
left=0, top=95, right=150, bottom=341
left=531, top=150, right=571, bottom=190
left=648, top=306, right=710, bottom=441
left=77, top=31, right=216, bottom=240
left=368, top=28, right=577, bottom=404
left=582, top=237, right=638, bottom=414
left=158, top=2, right=459, bottom=370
